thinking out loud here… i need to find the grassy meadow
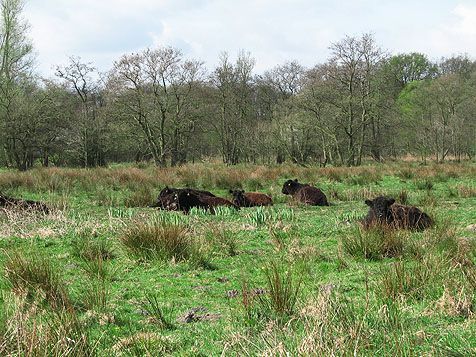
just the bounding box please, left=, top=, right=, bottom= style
left=0, top=162, right=475, bottom=356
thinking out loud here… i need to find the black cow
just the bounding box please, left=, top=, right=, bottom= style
left=229, top=189, right=273, bottom=207
left=171, top=189, right=239, bottom=213
left=150, top=186, right=215, bottom=210
left=282, top=179, right=329, bottom=206
left=0, top=195, right=50, bottom=214
left=362, top=196, right=433, bottom=230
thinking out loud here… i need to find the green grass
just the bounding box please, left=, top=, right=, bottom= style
left=0, top=162, right=475, bottom=355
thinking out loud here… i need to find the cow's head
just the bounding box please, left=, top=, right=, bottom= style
left=229, top=189, right=246, bottom=206
left=282, top=179, right=300, bottom=195
left=365, top=196, right=396, bottom=223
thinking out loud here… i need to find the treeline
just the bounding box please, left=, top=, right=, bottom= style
left=0, top=0, right=475, bottom=170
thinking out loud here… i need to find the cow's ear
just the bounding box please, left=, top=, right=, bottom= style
left=365, top=199, right=373, bottom=206
left=294, top=178, right=298, bottom=182
left=241, top=190, right=245, bottom=193
left=229, top=189, right=233, bottom=194
left=388, top=198, right=396, bottom=206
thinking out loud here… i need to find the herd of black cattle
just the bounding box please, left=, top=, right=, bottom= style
left=0, top=178, right=433, bottom=230
left=149, top=178, right=432, bottom=230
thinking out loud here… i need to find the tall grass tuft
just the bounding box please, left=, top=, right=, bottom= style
left=82, top=278, right=111, bottom=311
left=415, top=179, right=434, bottom=191
left=120, top=220, right=209, bottom=268
left=141, top=292, right=175, bottom=330
left=248, top=207, right=295, bottom=226
left=71, top=231, right=115, bottom=263
left=0, top=293, right=94, bottom=356
left=207, top=228, right=239, bottom=257
left=379, top=255, right=448, bottom=301
left=3, top=251, right=72, bottom=311
left=124, top=185, right=155, bottom=207
left=268, top=226, right=290, bottom=253
left=341, top=227, right=411, bottom=261
left=120, top=221, right=188, bottom=260
left=258, top=261, right=302, bottom=319
left=456, top=185, right=476, bottom=198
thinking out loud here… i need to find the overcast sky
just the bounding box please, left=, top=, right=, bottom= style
left=24, top=0, right=476, bottom=76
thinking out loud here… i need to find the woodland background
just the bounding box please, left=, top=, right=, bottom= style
left=0, top=0, right=475, bottom=170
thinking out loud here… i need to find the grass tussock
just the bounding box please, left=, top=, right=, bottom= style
left=120, top=220, right=209, bottom=267
left=415, top=179, right=434, bottom=191
left=378, top=255, right=448, bottom=301
left=111, top=332, right=176, bottom=356
left=120, top=221, right=188, bottom=261
left=124, top=185, right=155, bottom=207
left=230, top=288, right=417, bottom=356
left=82, top=278, right=111, bottom=311
left=435, top=284, right=474, bottom=318
left=456, top=185, right=476, bottom=198
left=247, top=207, right=295, bottom=226
left=341, top=226, right=414, bottom=261
left=261, top=261, right=302, bottom=318
left=241, top=262, right=303, bottom=325
left=207, top=227, right=239, bottom=257
left=3, top=251, right=72, bottom=311
left=0, top=292, right=93, bottom=356
left=72, top=231, right=115, bottom=262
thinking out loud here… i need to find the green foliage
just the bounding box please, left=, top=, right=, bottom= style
left=248, top=206, right=295, bottom=226
left=71, top=231, right=115, bottom=262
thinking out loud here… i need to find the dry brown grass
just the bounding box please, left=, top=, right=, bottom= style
left=0, top=162, right=473, bottom=198
left=0, top=207, right=68, bottom=239
left=435, top=286, right=474, bottom=318
left=456, top=185, right=476, bottom=198
left=111, top=332, right=176, bottom=355
left=0, top=292, right=93, bottom=356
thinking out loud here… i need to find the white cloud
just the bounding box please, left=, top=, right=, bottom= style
left=426, top=3, right=476, bottom=59
left=23, top=0, right=476, bottom=77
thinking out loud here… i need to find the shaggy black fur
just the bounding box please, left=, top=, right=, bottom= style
left=0, top=195, right=49, bottom=213
left=229, top=189, right=273, bottom=207
left=171, top=189, right=239, bottom=213
left=282, top=179, right=329, bottom=206
left=362, top=196, right=433, bottom=230
left=150, top=186, right=215, bottom=210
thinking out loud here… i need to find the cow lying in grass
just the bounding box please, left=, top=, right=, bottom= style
left=0, top=195, right=50, bottom=214
left=362, top=196, right=433, bottom=230
left=171, top=189, right=239, bottom=213
left=229, top=189, right=273, bottom=207
left=281, top=179, right=329, bottom=206
left=151, top=186, right=215, bottom=210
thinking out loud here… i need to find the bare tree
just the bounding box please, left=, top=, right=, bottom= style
left=263, top=61, right=306, bottom=163
left=56, top=57, right=106, bottom=167
left=210, top=51, right=255, bottom=165
left=110, top=46, right=204, bottom=166
left=326, top=34, right=386, bottom=165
